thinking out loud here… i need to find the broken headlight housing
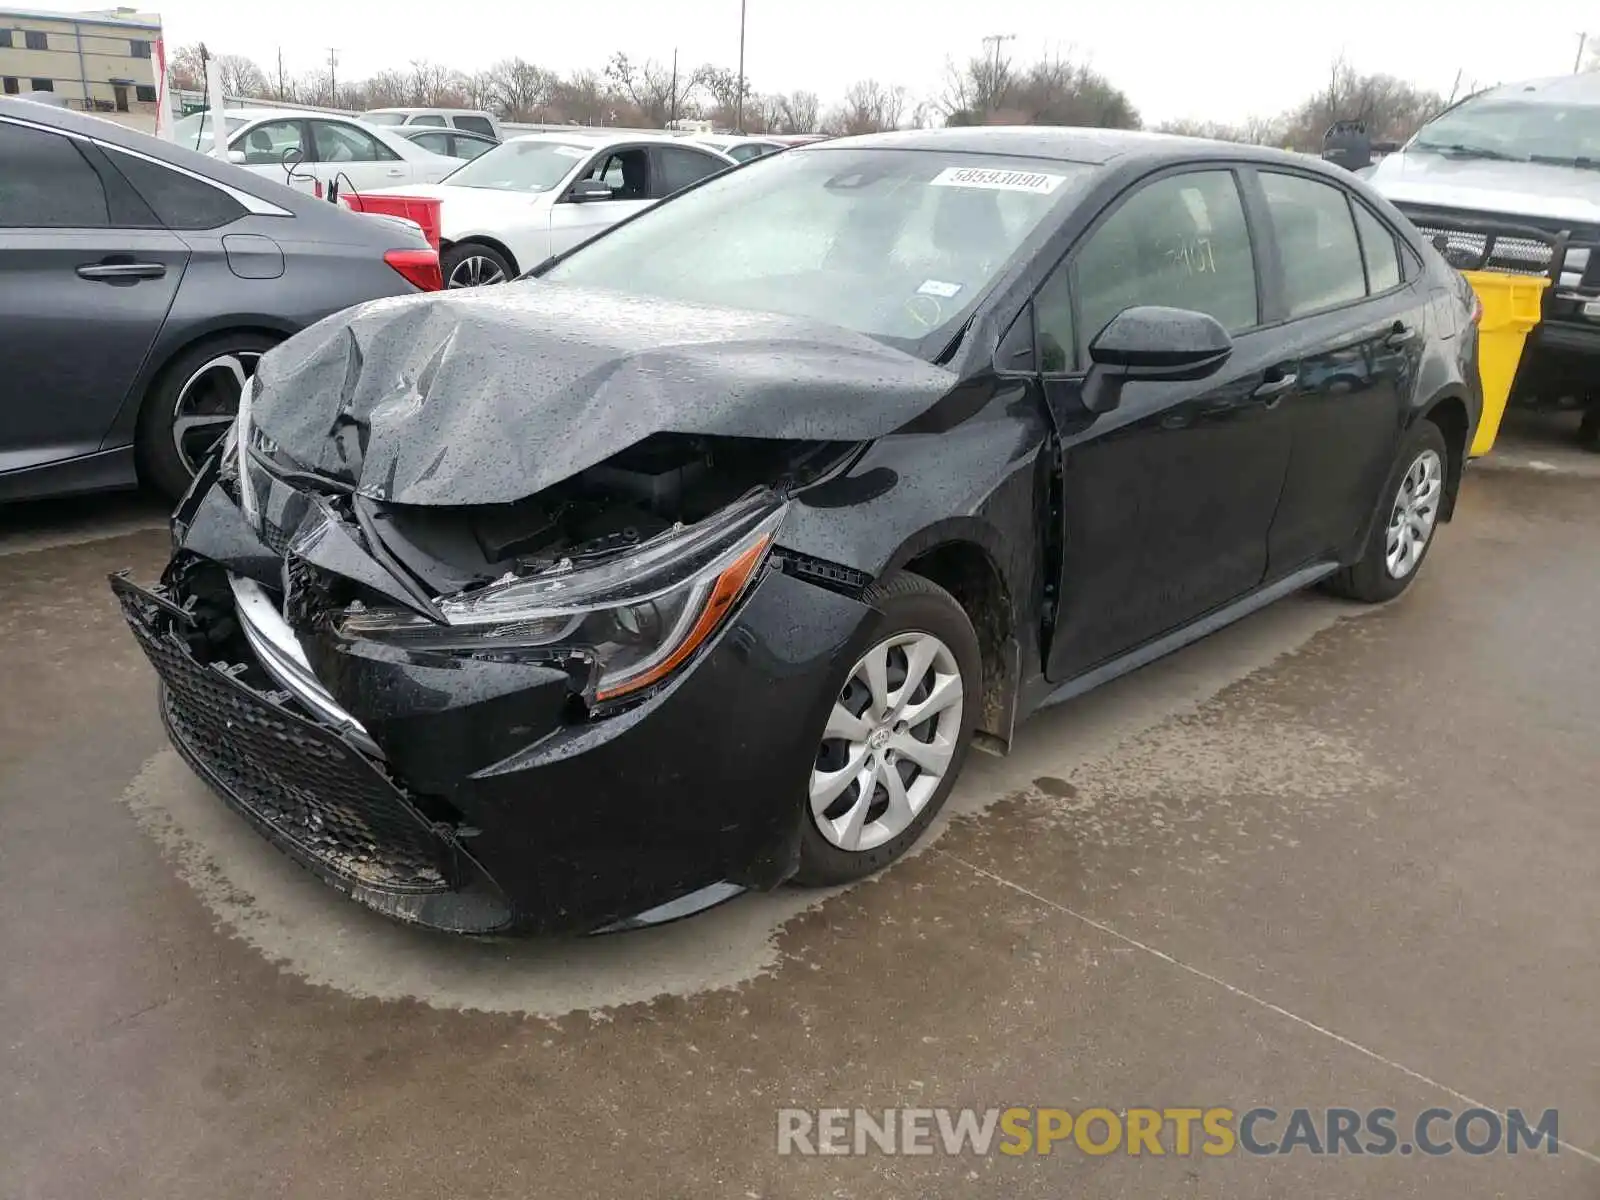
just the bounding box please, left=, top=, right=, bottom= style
left=337, top=493, right=785, bottom=703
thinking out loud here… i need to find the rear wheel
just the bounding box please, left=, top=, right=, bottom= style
left=1325, top=420, right=1449, bottom=603
left=442, top=241, right=512, bottom=288
left=136, top=333, right=277, bottom=501
left=794, top=572, right=980, bottom=886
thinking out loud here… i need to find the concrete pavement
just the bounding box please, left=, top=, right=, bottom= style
left=2, top=440, right=1597, bottom=1199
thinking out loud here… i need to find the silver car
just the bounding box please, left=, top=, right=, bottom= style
left=0, top=98, right=442, bottom=502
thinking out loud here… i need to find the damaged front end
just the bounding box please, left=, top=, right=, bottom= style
left=116, top=419, right=880, bottom=935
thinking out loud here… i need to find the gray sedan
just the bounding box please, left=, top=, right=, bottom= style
left=0, top=98, right=441, bottom=502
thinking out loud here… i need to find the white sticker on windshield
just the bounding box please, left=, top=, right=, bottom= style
left=917, top=279, right=964, bottom=298
left=929, top=166, right=1066, bottom=195
left=552, top=145, right=589, bottom=158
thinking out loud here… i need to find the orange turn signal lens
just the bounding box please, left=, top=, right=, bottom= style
left=593, top=535, right=771, bottom=701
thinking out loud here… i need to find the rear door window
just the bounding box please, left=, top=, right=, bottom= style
left=1352, top=202, right=1402, bottom=293
left=453, top=115, right=495, bottom=137
left=104, top=149, right=246, bottom=229
left=0, top=122, right=110, bottom=227
left=236, top=120, right=306, bottom=166
left=1259, top=172, right=1367, bottom=317
left=311, top=121, right=399, bottom=163
left=653, top=146, right=727, bottom=197
left=409, top=130, right=452, bottom=156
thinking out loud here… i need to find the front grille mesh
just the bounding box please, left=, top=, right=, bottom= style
left=116, top=583, right=450, bottom=895
left=1412, top=224, right=1554, bottom=277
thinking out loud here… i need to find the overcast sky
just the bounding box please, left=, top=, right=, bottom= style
left=73, top=0, right=1599, bottom=124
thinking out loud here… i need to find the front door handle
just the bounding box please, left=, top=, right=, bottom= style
left=76, top=261, right=166, bottom=282
left=1252, top=372, right=1298, bottom=404
left=387, top=167, right=405, bottom=176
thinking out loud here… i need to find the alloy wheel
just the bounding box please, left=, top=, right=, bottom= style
left=448, top=255, right=507, bottom=288
left=1385, top=448, right=1443, bottom=579
left=171, top=351, right=261, bottom=478
left=809, top=631, right=965, bottom=853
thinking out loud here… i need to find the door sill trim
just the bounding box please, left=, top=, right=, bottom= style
left=1037, top=561, right=1340, bottom=711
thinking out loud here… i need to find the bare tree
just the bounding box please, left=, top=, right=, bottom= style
left=166, top=43, right=204, bottom=91
left=938, top=50, right=1014, bottom=120
left=214, top=53, right=271, bottom=97
left=941, top=50, right=1137, bottom=129
left=776, top=89, right=820, bottom=133
left=461, top=70, right=499, bottom=112
left=551, top=68, right=613, bottom=125
left=486, top=58, right=556, bottom=119
left=823, top=79, right=906, bottom=135
left=1277, top=56, right=1444, bottom=150
left=695, top=64, right=753, bottom=130
left=362, top=69, right=411, bottom=110
left=603, top=52, right=698, bottom=126
left=407, top=59, right=466, bottom=106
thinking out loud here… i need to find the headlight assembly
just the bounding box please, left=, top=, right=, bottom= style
left=337, top=493, right=785, bottom=703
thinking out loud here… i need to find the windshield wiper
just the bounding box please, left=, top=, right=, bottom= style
left=1413, top=141, right=1524, bottom=162
left=1530, top=153, right=1600, bottom=171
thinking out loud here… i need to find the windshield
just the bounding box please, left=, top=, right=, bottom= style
left=360, top=111, right=408, bottom=127
left=1412, top=97, right=1600, bottom=164
left=172, top=112, right=248, bottom=153
left=543, top=148, right=1092, bottom=346
left=443, top=139, right=592, bottom=191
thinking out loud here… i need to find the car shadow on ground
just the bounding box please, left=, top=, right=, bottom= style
left=1, top=489, right=170, bottom=557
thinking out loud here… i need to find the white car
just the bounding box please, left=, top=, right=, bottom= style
left=691, top=134, right=787, bottom=163
left=171, top=109, right=458, bottom=195
left=361, top=107, right=502, bottom=141
left=368, top=131, right=736, bottom=288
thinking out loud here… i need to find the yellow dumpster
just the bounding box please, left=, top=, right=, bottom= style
left=1461, top=269, right=1548, bottom=457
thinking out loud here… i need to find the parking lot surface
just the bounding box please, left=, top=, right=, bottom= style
left=3, top=419, right=1598, bottom=1199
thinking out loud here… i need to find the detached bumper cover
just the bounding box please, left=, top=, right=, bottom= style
left=113, top=493, right=879, bottom=935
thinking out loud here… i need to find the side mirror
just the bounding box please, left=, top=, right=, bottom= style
left=227, top=149, right=246, bottom=165
left=568, top=178, right=613, bottom=203
left=1082, top=305, right=1233, bottom=414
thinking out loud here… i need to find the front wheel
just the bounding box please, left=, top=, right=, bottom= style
left=793, top=572, right=981, bottom=887
left=1325, top=420, right=1449, bottom=604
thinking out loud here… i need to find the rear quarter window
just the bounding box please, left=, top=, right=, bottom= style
left=104, top=148, right=247, bottom=230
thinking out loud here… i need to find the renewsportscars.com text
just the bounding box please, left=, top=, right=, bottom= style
left=776, top=1106, right=1561, bottom=1158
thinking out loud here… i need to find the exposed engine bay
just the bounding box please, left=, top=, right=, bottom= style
left=357, top=434, right=854, bottom=597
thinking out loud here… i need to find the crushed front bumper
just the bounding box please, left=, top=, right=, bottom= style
left=113, top=479, right=879, bottom=935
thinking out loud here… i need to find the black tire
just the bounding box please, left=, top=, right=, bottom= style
left=1324, top=419, right=1450, bottom=604
left=442, top=241, right=514, bottom=288
left=793, top=571, right=982, bottom=887
left=135, top=332, right=279, bottom=502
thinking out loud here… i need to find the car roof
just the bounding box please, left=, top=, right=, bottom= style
left=1463, top=73, right=1600, bottom=108
left=508, top=130, right=734, bottom=154
left=805, top=124, right=1338, bottom=171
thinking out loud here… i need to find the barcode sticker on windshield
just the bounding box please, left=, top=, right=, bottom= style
left=930, top=167, right=1067, bottom=195
left=917, top=279, right=964, bottom=298
left=552, top=145, right=589, bottom=158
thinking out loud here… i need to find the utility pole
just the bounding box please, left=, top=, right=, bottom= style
left=735, top=0, right=748, bottom=133
left=1576, top=33, right=1589, bottom=74
left=276, top=47, right=286, bottom=101
left=980, top=33, right=1015, bottom=112
left=327, top=47, right=338, bottom=108
left=669, top=47, right=678, bottom=127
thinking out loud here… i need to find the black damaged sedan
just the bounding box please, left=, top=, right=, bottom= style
left=115, top=128, right=1482, bottom=935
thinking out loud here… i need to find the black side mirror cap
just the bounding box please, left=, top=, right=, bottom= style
left=1082, top=306, right=1234, bottom=414
left=569, top=179, right=612, bottom=202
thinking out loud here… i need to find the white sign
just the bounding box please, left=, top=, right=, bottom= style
left=929, top=167, right=1067, bottom=195
left=917, top=279, right=964, bottom=298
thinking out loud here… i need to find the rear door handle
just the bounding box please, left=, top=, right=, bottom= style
left=1252, top=372, right=1298, bottom=404
left=77, top=261, right=166, bottom=282
left=1385, top=324, right=1418, bottom=348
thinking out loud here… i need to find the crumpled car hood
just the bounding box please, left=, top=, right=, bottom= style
left=250, top=281, right=958, bottom=507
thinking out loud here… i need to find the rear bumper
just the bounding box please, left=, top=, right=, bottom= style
left=113, top=489, right=878, bottom=935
